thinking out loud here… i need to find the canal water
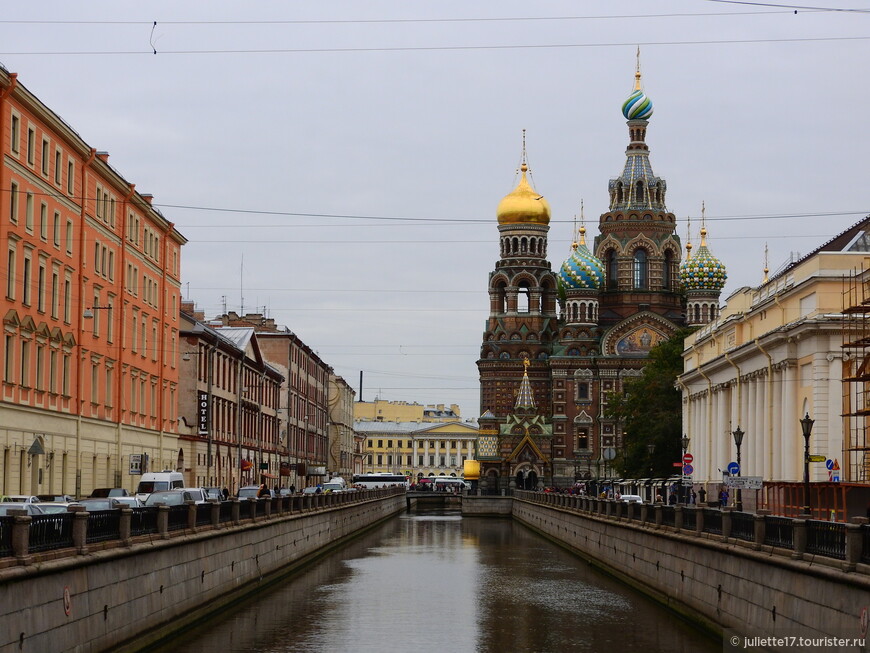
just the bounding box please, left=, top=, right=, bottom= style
left=152, top=510, right=719, bottom=653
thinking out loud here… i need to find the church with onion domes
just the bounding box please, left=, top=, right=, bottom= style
left=476, top=60, right=727, bottom=491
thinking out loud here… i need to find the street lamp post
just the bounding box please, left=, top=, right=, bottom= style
left=647, top=443, right=655, bottom=502
left=680, top=435, right=690, bottom=503
left=732, top=426, right=744, bottom=512
left=800, top=412, right=815, bottom=517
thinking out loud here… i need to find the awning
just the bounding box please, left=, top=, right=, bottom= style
left=261, top=472, right=278, bottom=479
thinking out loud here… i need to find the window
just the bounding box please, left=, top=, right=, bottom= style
left=67, top=161, right=74, bottom=195
left=6, top=248, right=15, bottom=299
left=92, top=293, right=101, bottom=337
left=377, top=454, right=383, bottom=466
left=107, top=300, right=114, bottom=343
left=49, top=350, right=57, bottom=393
left=62, top=354, right=70, bottom=395
left=50, top=271, right=58, bottom=318
left=25, top=193, right=33, bottom=232
left=65, top=220, right=73, bottom=255
left=606, top=250, right=618, bottom=289
left=54, top=150, right=61, bottom=185
left=39, top=203, right=47, bottom=240
left=63, top=277, right=71, bottom=322
left=9, top=181, right=18, bottom=223
left=26, top=127, right=34, bottom=165
left=377, top=439, right=383, bottom=448
left=577, top=382, right=589, bottom=401
left=91, top=363, right=99, bottom=403
left=10, top=114, right=19, bottom=153
left=20, top=340, right=29, bottom=387
left=22, top=255, right=31, bottom=305
left=105, top=367, right=113, bottom=407
left=633, top=249, right=648, bottom=289
left=37, top=263, right=45, bottom=312
left=387, top=440, right=392, bottom=449
left=663, top=251, right=673, bottom=290
left=4, top=334, right=14, bottom=382
left=52, top=212, right=60, bottom=246
left=41, top=139, right=49, bottom=176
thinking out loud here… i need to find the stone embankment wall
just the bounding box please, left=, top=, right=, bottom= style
left=0, top=493, right=405, bottom=653
left=512, top=497, right=870, bottom=650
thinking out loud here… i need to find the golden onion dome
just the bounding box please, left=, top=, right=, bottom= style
left=496, top=163, right=551, bottom=225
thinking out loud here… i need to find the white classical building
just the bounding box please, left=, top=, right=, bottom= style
left=679, top=217, right=870, bottom=495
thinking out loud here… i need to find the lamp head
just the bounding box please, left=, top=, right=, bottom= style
left=732, top=426, right=744, bottom=447
left=647, top=443, right=655, bottom=455
left=680, top=435, right=690, bottom=451
left=800, top=412, right=815, bottom=438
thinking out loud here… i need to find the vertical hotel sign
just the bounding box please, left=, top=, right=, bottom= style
left=198, top=391, right=210, bottom=435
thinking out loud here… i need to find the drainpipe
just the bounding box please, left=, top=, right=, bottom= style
left=754, top=338, right=774, bottom=479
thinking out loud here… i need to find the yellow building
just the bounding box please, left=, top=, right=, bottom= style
left=679, top=217, right=870, bottom=497
left=355, top=420, right=478, bottom=478
left=354, top=399, right=460, bottom=423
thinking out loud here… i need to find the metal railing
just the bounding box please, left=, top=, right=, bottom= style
left=167, top=505, right=189, bottom=531
left=702, top=509, right=723, bottom=535
left=219, top=501, right=234, bottom=523
left=195, top=504, right=212, bottom=527
left=764, top=516, right=794, bottom=549
left=661, top=505, right=676, bottom=527
left=29, top=513, right=74, bottom=552
left=683, top=507, right=697, bottom=531
left=863, top=526, right=870, bottom=565
left=731, top=512, right=755, bottom=542
left=86, top=510, right=121, bottom=544
left=131, top=507, right=158, bottom=536
left=0, top=518, right=11, bottom=557
left=806, top=521, right=846, bottom=560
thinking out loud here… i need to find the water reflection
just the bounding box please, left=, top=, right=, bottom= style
left=153, top=510, right=718, bottom=653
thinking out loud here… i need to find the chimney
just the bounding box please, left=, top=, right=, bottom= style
left=96, top=151, right=109, bottom=163
left=141, top=194, right=153, bottom=205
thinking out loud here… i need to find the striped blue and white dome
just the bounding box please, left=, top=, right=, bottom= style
left=622, top=89, right=654, bottom=121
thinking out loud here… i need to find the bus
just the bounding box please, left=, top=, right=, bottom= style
left=352, top=473, right=409, bottom=489
left=430, top=476, right=470, bottom=492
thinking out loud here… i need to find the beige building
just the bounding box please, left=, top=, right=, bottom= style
left=354, top=399, right=461, bottom=423
left=679, top=217, right=870, bottom=496
left=327, top=373, right=360, bottom=480
left=356, top=420, right=478, bottom=478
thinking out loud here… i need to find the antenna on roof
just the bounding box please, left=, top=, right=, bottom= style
left=240, top=254, right=244, bottom=315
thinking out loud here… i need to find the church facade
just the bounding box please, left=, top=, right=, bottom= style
left=476, top=66, right=726, bottom=491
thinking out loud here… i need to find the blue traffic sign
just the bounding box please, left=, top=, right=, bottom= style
left=825, top=459, right=834, bottom=470
left=727, top=461, right=740, bottom=475
left=683, top=464, right=694, bottom=476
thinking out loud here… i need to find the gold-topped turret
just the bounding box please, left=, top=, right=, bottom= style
left=496, top=133, right=551, bottom=226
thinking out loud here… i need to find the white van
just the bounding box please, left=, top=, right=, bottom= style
left=135, top=471, right=184, bottom=502
left=322, top=477, right=347, bottom=493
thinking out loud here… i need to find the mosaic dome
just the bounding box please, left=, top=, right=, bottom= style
left=680, top=230, right=727, bottom=291
left=559, top=230, right=604, bottom=291
left=622, top=89, right=654, bottom=121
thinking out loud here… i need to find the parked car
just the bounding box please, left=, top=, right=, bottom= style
left=0, top=502, right=45, bottom=516
left=144, top=490, right=197, bottom=507
left=301, top=486, right=321, bottom=495
left=177, top=488, right=209, bottom=504
left=111, top=497, right=144, bottom=508
left=37, top=494, right=75, bottom=503
left=5, top=495, right=40, bottom=504
left=89, top=488, right=129, bottom=498
left=238, top=486, right=268, bottom=499
left=77, top=498, right=122, bottom=511
left=204, top=487, right=225, bottom=501
left=620, top=494, right=644, bottom=503
left=38, top=502, right=81, bottom=514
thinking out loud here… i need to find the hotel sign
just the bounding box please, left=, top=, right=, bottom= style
left=197, top=391, right=210, bottom=435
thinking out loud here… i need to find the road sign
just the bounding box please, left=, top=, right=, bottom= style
left=860, top=606, right=868, bottom=638
left=683, top=453, right=694, bottom=464
left=603, top=447, right=616, bottom=461
left=724, top=476, right=763, bottom=490
left=808, top=455, right=826, bottom=463
left=727, top=461, right=740, bottom=475
left=683, top=464, right=694, bottom=476
left=825, top=458, right=834, bottom=469
left=672, top=462, right=683, bottom=468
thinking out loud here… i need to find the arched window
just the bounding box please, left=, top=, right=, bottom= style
left=606, top=250, right=618, bottom=290
left=616, top=182, right=624, bottom=204
left=633, top=249, right=648, bottom=289
left=494, top=281, right=507, bottom=314
left=663, top=251, right=673, bottom=290
left=635, top=180, right=645, bottom=204
left=517, top=281, right=530, bottom=313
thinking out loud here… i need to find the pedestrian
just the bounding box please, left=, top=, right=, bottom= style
left=698, top=487, right=707, bottom=505
left=655, top=491, right=663, bottom=503
left=719, top=488, right=728, bottom=507
left=221, top=486, right=229, bottom=501
left=257, top=483, right=270, bottom=498
left=690, top=490, right=696, bottom=504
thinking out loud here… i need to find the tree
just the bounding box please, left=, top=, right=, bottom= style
left=606, top=328, right=694, bottom=478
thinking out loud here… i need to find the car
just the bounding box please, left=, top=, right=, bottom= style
left=238, top=485, right=272, bottom=499
left=204, top=487, right=225, bottom=501
left=301, top=486, right=321, bottom=495
left=37, top=494, right=75, bottom=503
left=144, top=490, right=198, bottom=507
left=111, top=497, right=144, bottom=508
left=77, top=498, right=122, bottom=511
left=89, top=488, right=130, bottom=498
left=5, top=495, right=40, bottom=504
left=0, top=502, right=45, bottom=516
left=620, top=494, right=644, bottom=503
left=38, top=502, right=81, bottom=514
left=177, top=487, right=209, bottom=504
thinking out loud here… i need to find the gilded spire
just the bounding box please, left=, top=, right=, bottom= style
left=515, top=358, right=536, bottom=409
left=763, top=243, right=769, bottom=283
left=685, top=215, right=693, bottom=258
left=634, top=46, right=642, bottom=91
left=579, top=199, right=586, bottom=246
left=700, top=201, right=708, bottom=247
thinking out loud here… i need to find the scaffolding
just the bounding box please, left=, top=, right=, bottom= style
left=841, top=262, right=870, bottom=482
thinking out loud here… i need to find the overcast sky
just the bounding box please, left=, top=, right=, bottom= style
left=3, top=1, right=868, bottom=419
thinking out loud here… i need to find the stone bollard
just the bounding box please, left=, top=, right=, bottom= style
left=231, top=498, right=241, bottom=525
left=695, top=506, right=705, bottom=534
left=640, top=502, right=650, bottom=525
left=157, top=504, right=170, bottom=539
left=792, top=517, right=808, bottom=559
left=66, top=505, right=89, bottom=555
left=844, top=517, right=868, bottom=571
left=753, top=510, right=770, bottom=550
left=187, top=501, right=197, bottom=531
left=654, top=504, right=663, bottom=529
left=674, top=506, right=683, bottom=531
left=722, top=507, right=733, bottom=541
left=303, top=494, right=312, bottom=512
left=210, top=499, right=221, bottom=527
left=262, top=497, right=272, bottom=519
left=119, top=507, right=133, bottom=546
left=614, top=500, right=623, bottom=521
left=10, top=510, right=33, bottom=564
left=625, top=501, right=635, bottom=521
